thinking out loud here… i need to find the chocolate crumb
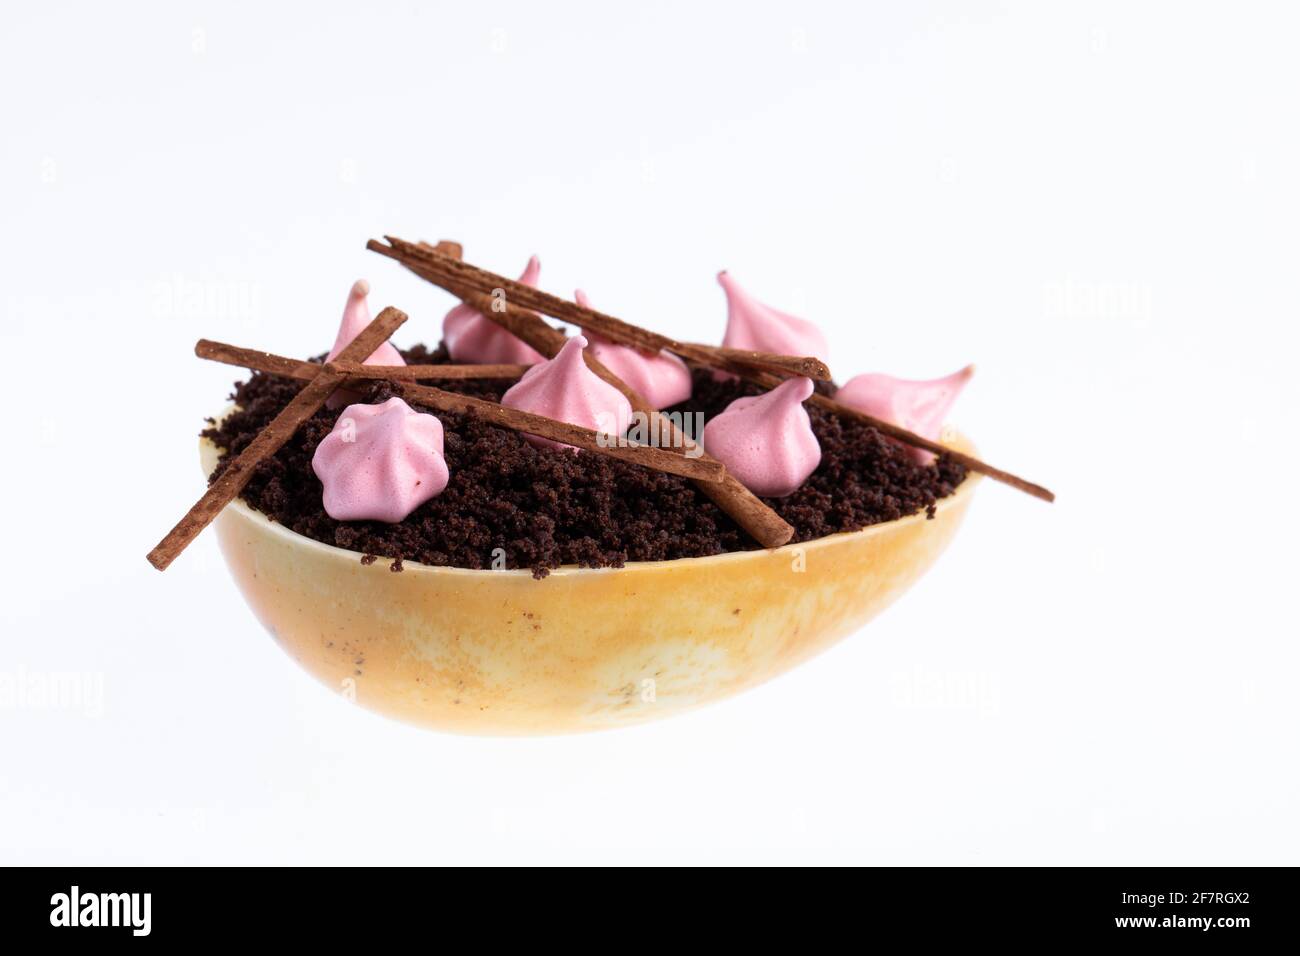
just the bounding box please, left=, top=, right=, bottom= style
left=203, top=345, right=967, bottom=577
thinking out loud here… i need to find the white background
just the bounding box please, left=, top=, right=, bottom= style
left=2, top=1, right=1297, bottom=865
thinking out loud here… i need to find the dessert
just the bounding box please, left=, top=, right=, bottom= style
left=149, top=236, right=1052, bottom=734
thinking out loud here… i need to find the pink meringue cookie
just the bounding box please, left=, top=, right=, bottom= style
left=718, top=271, right=831, bottom=365
left=442, top=256, right=547, bottom=365
left=576, top=289, right=693, bottom=409
left=835, top=366, right=974, bottom=463
left=501, top=335, right=633, bottom=451
left=326, top=279, right=405, bottom=408
left=701, top=377, right=821, bottom=497
left=311, top=397, right=450, bottom=523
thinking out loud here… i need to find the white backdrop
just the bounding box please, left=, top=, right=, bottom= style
left=2, top=1, right=1297, bottom=864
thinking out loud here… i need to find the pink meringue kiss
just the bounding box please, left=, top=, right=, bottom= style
left=501, top=335, right=633, bottom=451
left=576, top=289, right=693, bottom=409
left=718, top=271, right=831, bottom=365
left=701, top=377, right=821, bottom=497
left=328, top=279, right=405, bottom=366
left=311, top=397, right=450, bottom=523
left=326, top=279, right=405, bottom=408
left=835, top=366, right=974, bottom=463
left=442, top=256, right=547, bottom=365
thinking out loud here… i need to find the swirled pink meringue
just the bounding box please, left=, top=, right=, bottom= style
left=326, top=279, right=405, bottom=408
left=576, top=289, right=692, bottom=409
left=311, top=397, right=450, bottom=523
left=501, top=335, right=633, bottom=451
left=718, top=271, right=830, bottom=364
left=835, top=366, right=974, bottom=463
left=701, top=377, right=821, bottom=497
left=442, top=256, right=547, bottom=365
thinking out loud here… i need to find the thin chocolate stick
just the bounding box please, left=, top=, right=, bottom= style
left=194, top=340, right=309, bottom=379
left=409, top=239, right=797, bottom=547
left=415, top=243, right=827, bottom=382
left=328, top=359, right=527, bottom=381
left=195, top=340, right=526, bottom=384
left=337, top=374, right=725, bottom=482
left=740, top=365, right=1055, bottom=502
left=148, top=307, right=411, bottom=571
left=822, top=394, right=1055, bottom=502
left=378, top=235, right=673, bottom=348
left=190, top=340, right=723, bottom=482
left=695, top=346, right=831, bottom=382
left=372, top=237, right=828, bottom=381
left=406, top=244, right=566, bottom=353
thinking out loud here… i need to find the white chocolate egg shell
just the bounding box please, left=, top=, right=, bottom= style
left=201, top=406, right=979, bottom=735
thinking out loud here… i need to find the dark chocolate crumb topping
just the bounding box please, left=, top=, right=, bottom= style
left=203, top=344, right=967, bottom=578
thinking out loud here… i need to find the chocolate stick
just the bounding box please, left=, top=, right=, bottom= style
left=329, top=359, right=527, bottom=381
left=335, top=374, right=726, bottom=482
left=399, top=238, right=1053, bottom=504
left=194, top=340, right=312, bottom=379
left=818, top=394, right=1054, bottom=501
left=189, top=340, right=723, bottom=481
left=412, top=240, right=798, bottom=548
left=148, top=307, right=411, bottom=571
left=742, top=365, right=1055, bottom=503
left=695, top=346, right=831, bottom=382
left=373, top=237, right=828, bottom=381
left=195, top=339, right=527, bottom=383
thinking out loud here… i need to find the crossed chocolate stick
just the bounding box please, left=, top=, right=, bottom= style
left=149, top=306, right=407, bottom=570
